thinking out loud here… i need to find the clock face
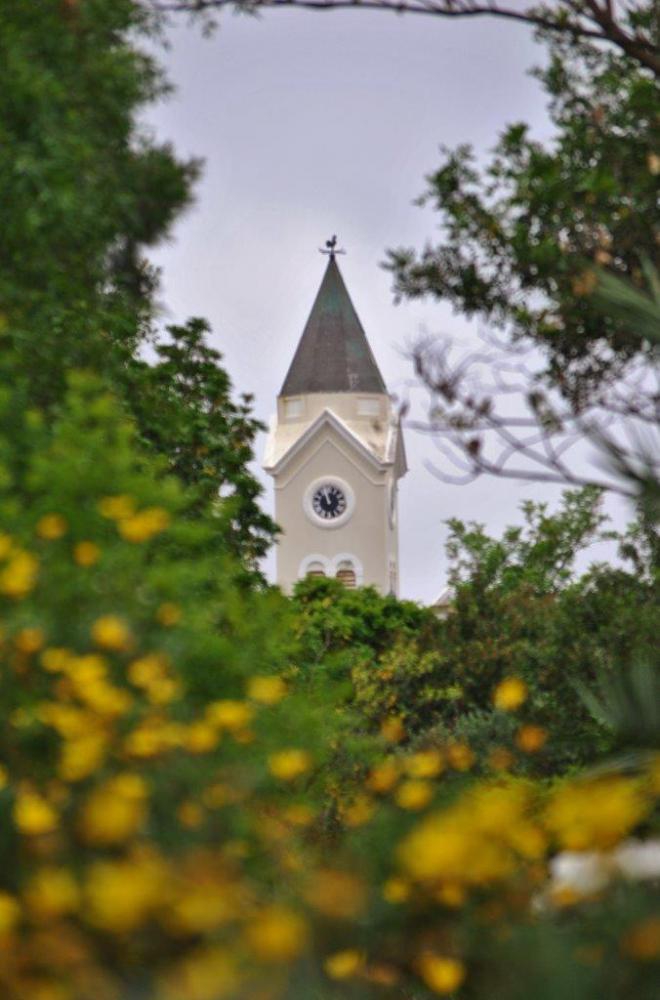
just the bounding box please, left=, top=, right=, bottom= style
left=312, top=483, right=347, bottom=520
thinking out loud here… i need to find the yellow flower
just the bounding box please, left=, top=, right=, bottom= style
left=380, top=716, right=406, bottom=743
left=78, top=774, right=148, bottom=845
left=167, top=864, right=241, bottom=934
left=398, top=782, right=537, bottom=887
left=64, top=653, right=131, bottom=717
left=244, top=906, right=308, bottom=962
left=304, top=869, right=366, bottom=919
left=417, top=954, right=466, bottom=995
left=128, top=652, right=168, bottom=687
left=14, top=626, right=45, bottom=654
left=366, top=759, right=400, bottom=794
left=516, top=724, right=547, bottom=753
left=404, top=749, right=444, bottom=779
left=147, top=677, right=182, bottom=705
left=0, top=765, right=8, bottom=791
left=73, top=540, right=100, bottom=567
left=0, top=550, right=39, bottom=598
left=395, top=780, right=434, bottom=811
left=58, top=732, right=108, bottom=782
left=247, top=675, right=287, bottom=705
left=128, top=653, right=181, bottom=704
left=40, top=647, right=73, bottom=672
left=268, top=749, right=312, bottom=781
left=24, top=868, right=80, bottom=920
left=38, top=702, right=90, bottom=738
left=91, top=615, right=132, bottom=652
left=160, top=947, right=238, bottom=1000
left=446, top=742, right=475, bottom=771
left=13, top=791, right=58, bottom=836
left=342, top=794, right=375, bottom=827
left=98, top=495, right=136, bottom=520
left=546, top=777, right=649, bottom=851
left=283, top=803, right=315, bottom=827
left=382, top=877, right=411, bottom=904
left=0, top=892, right=20, bottom=935
left=324, top=949, right=364, bottom=980
left=0, top=533, right=13, bottom=559
left=123, top=719, right=184, bottom=758
left=118, top=507, right=171, bottom=543
left=184, top=721, right=220, bottom=754
left=156, top=601, right=182, bottom=626
left=36, top=514, right=68, bottom=540
left=546, top=776, right=651, bottom=851
left=85, top=853, right=167, bottom=932
left=205, top=699, right=254, bottom=731
left=435, top=882, right=466, bottom=908
left=493, top=676, right=528, bottom=711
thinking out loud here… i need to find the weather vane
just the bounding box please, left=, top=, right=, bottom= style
left=319, top=234, right=346, bottom=259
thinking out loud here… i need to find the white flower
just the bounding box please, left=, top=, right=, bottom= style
left=550, top=851, right=611, bottom=895
left=613, top=839, right=660, bottom=881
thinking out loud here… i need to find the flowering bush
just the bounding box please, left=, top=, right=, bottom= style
left=0, top=375, right=658, bottom=999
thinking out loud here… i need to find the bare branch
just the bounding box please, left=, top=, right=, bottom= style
left=406, top=332, right=660, bottom=499
left=150, top=0, right=660, bottom=77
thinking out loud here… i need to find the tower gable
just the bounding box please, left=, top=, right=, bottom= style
left=264, top=407, right=388, bottom=479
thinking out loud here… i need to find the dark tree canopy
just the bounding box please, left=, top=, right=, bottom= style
left=386, top=13, right=660, bottom=399
left=1, top=0, right=276, bottom=570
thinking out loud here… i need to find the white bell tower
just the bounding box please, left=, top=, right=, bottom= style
left=263, top=244, right=407, bottom=594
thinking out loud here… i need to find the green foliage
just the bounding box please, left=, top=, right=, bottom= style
left=577, top=662, right=660, bottom=752
left=0, top=0, right=275, bottom=569
left=291, top=575, right=441, bottom=677
left=0, top=0, right=196, bottom=398
left=319, top=490, right=657, bottom=775
left=124, top=318, right=277, bottom=569
left=386, top=3, right=660, bottom=398
left=1, top=3, right=658, bottom=997
left=0, top=373, right=286, bottom=707
left=595, top=258, right=660, bottom=346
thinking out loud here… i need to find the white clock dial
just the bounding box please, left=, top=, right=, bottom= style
left=303, top=477, right=355, bottom=528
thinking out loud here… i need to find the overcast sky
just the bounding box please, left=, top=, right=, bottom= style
left=146, top=9, right=628, bottom=601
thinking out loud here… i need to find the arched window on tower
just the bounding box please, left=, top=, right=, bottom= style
left=335, top=560, right=357, bottom=589
left=305, top=560, right=326, bottom=579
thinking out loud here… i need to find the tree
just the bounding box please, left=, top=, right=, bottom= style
left=1, top=0, right=275, bottom=569
left=347, top=489, right=658, bottom=771
left=1, top=0, right=196, bottom=400
left=383, top=7, right=659, bottom=389
left=124, top=319, right=276, bottom=568
left=378, top=0, right=659, bottom=502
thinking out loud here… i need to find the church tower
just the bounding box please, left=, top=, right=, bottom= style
left=263, top=245, right=407, bottom=594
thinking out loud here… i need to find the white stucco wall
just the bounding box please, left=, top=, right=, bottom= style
left=264, top=391, right=405, bottom=595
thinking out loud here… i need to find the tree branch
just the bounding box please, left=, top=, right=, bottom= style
left=406, top=333, right=659, bottom=499
left=151, top=0, right=660, bottom=77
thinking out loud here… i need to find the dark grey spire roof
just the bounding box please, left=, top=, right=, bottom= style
left=280, top=256, right=387, bottom=396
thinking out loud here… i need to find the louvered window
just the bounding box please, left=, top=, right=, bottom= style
left=336, top=561, right=356, bottom=588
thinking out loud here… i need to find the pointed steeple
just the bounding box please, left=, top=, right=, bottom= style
left=280, top=256, right=387, bottom=397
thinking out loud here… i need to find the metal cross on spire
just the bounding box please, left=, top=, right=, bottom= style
left=319, top=234, right=346, bottom=260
